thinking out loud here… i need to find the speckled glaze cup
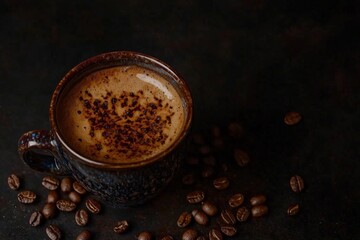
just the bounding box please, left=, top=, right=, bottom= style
left=18, top=51, right=193, bottom=207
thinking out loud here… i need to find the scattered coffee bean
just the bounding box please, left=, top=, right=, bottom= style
left=202, top=156, right=216, bottom=166
left=85, top=198, right=101, bottom=214
left=228, top=193, right=244, bottom=208
left=290, top=175, right=304, bottom=193
left=7, top=174, right=20, bottom=190
left=42, top=176, right=60, bottom=190
left=220, top=225, right=237, bottom=237
left=236, top=206, right=250, bottom=222
left=284, top=111, right=302, bottom=125
left=29, top=211, right=43, bottom=227
left=196, top=236, right=206, bottom=240
left=220, top=163, right=228, bottom=172
left=192, top=209, right=209, bottom=225
left=233, top=149, right=250, bottom=167
left=47, top=190, right=60, bottom=203
left=137, top=231, right=152, bottom=240
left=69, top=191, right=82, bottom=203
left=76, top=230, right=91, bottom=240
left=42, top=203, right=57, bottom=219
left=161, top=235, right=174, bottom=240
left=250, top=194, right=266, bottom=206
left=192, top=133, right=205, bottom=145
left=209, top=228, right=223, bottom=240
left=220, top=209, right=236, bottom=225
left=46, top=224, right=62, bottom=240
left=75, top=209, right=89, bottom=226
left=182, top=174, right=195, bottom=185
left=177, top=211, right=192, bottom=228
left=186, top=190, right=205, bottom=204
left=201, top=201, right=218, bottom=216
left=199, top=145, right=211, bottom=155
left=113, top=220, right=129, bottom=234
left=56, top=199, right=76, bottom=212
left=60, top=177, right=72, bottom=193
left=73, top=181, right=87, bottom=195
left=251, top=205, right=268, bottom=217
left=211, top=125, right=221, bottom=137
left=186, top=157, right=200, bottom=165
left=212, top=138, right=224, bottom=149
left=213, top=177, right=230, bottom=190
left=17, top=190, right=36, bottom=204
left=182, top=228, right=198, bottom=240
left=287, top=203, right=300, bottom=216
left=228, top=122, right=243, bottom=138
left=201, top=165, right=215, bottom=178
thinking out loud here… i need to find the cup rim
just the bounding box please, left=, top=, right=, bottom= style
left=49, top=51, right=193, bottom=169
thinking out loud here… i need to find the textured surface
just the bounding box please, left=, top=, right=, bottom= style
left=1, top=0, right=360, bottom=239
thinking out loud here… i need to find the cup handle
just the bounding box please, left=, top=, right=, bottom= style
left=18, top=130, right=71, bottom=175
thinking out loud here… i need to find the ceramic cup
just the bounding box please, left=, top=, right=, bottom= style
left=18, top=51, right=193, bottom=207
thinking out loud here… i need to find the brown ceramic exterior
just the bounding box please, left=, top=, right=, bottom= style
left=18, top=51, right=193, bottom=206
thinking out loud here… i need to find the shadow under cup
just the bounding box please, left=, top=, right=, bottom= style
left=18, top=51, right=193, bottom=207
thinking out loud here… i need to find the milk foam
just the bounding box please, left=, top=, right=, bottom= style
left=57, top=65, right=185, bottom=163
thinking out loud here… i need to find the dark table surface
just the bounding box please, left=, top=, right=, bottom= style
left=1, top=1, right=359, bottom=239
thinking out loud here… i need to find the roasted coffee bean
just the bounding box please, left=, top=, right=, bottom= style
left=42, top=176, right=60, bottom=190
left=211, top=125, right=221, bottom=137
left=60, top=177, right=72, bottom=193
left=284, top=111, right=302, bottom=125
left=18, top=190, right=36, bottom=204
left=113, top=220, right=129, bottom=233
left=69, top=191, right=82, bottom=203
left=8, top=174, right=20, bottom=190
left=201, top=201, right=218, bottom=216
left=196, top=236, right=206, bottom=240
left=220, top=163, right=228, bottom=172
left=182, top=228, right=198, bottom=240
left=177, top=211, right=192, bottom=228
left=85, top=198, right=101, bottom=214
left=192, top=133, right=205, bottom=145
left=233, top=149, right=250, bottom=167
left=201, top=165, right=215, bottom=178
left=73, top=181, right=87, bottom=195
left=202, top=156, right=216, bottom=166
left=212, top=138, right=224, bottom=149
left=287, top=203, right=300, bottom=216
left=75, top=209, right=89, bottom=226
left=290, top=175, right=304, bottom=193
left=186, top=157, right=200, bottom=165
left=209, top=228, right=223, bottom=240
left=220, top=225, right=237, bottom=237
left=161, top=235, right=174, bottom=240
left=192, top=209, right=209, bottom=225
left=236, top=206, right=250, bottom=222
left=228, top=122, right=243, bottom=138
left=250, top=194, right=266, bottom=206
left=56, top=199, right=76, bottom=212
left=228, top=193, right=244, bottom=208
left=213, top=177, right=229, bottom=190
left=29, top=211, right=43, bottom=226
left=182, top=174, right=195, bottom=185
left=47, top=190, right=60, bottom=203
left=186, top=190, right=205, bottom=204
left=46, top=224, right=62, bottom=240
left=199, top=145, right=211, bottom=155
left=42, top=203, right=56, bottom=219
left=251, top=205, right=268, bottom=217
left=220, top=209, right=236, bottom=225
left=76, top=230, right=91, bottom=240
left=137, top=231, right=152, bottom=240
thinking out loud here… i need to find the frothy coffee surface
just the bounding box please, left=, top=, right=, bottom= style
left=57, top=65, right=185, bottom=164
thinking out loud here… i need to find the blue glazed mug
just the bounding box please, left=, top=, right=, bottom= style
left=18, top=51, right=193, bottom=207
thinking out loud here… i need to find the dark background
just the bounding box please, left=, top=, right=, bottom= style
left=1, top=0, right=359, bottom=239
